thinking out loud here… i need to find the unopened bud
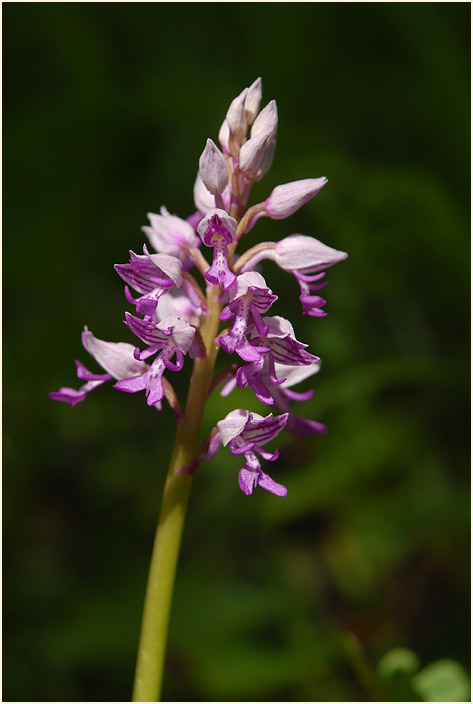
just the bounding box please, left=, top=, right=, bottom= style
left=239, top=131, right=273, bottom=179
left=265, top=177, right=328, bottom=219
left=226, top=87, right=248, bottom=141
left=254, top=136, right=276, bottom=181
left=251, top=100, right=278, bottom=139
left=198, top=139, right=228, bottom=195
left=244, top=77, right=262, bottom=125
left=218, top=119, right=231, bottom=154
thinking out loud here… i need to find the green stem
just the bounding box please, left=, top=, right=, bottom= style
left=132, top=287, right=221, bottom=702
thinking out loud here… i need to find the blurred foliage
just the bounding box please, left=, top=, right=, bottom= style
left=3, top=3, right=470, bottom=702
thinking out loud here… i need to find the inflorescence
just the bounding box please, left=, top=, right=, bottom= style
left=50, top=78, right=348, bottom=497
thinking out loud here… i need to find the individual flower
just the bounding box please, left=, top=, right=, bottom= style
left=49, top=327, right=149, bottom=406
left=241, top=178, right=328, bottom=233
left=114, top=245, right=182, bottom=316
left=210, top=409, right=289, bottom=496
left=114, top=314, right=196, bottom=406
left=237, top=234, right=348, bottom=316
left=197, top=208, right=238, bottom=290
left=142, top=206, right=200, bottom=261
left=235, top=316, right=319, bottom=405
left=219, top=272, right=277, bottom=361
left=275, top=234, right=347, bottom=316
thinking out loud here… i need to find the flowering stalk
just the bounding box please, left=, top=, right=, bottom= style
left=132, top=285, right=221, bottom=702
left=49, top=77, right=347, bottom=701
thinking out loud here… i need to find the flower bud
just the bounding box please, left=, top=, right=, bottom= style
left=254, top=136, right=276, bottom=181
left=226, top=87, right=248, bottom=141
left=265, top=177, right=328, bottom=219
left=218, top=119, right=231, bottom=154
left=275, top=234, right=348, bottom=273
left=198, top=138, right=228, bottom=195
left=251, top=100, right=278, bottom=138
left=244, top=77, right=262, bottom=125
left=239, top=131, right=273, bottom=179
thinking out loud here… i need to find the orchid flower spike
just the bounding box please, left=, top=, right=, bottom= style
left=51, top=77, right=348, bottom=502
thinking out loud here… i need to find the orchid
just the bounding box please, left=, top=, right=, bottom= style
left=49, top=78, right=347, bottom=702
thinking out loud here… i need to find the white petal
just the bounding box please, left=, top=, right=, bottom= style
left=218, top=409, right=250, bottom=446
left=82, top=327, right=148, bottom=380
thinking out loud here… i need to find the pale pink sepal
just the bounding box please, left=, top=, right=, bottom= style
left=275, top=234, right=348, bottom=273
left=265, top=177, right=328, bottom=219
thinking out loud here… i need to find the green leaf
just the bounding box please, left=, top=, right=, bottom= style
left=413, top=659, right=470, bottom=702
left=378, top=647, right=420, bottom=682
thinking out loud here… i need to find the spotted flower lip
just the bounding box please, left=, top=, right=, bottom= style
left=114, top=245, right=183, bottom=316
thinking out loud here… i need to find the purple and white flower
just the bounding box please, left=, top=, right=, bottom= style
left=114, top=245, right=182, bottom=316
left=197, top=209, right=238, bottom=290
left=219, top=272, right=277, bottom=361
left=210, top=409, right=289, bottom=496
left=49, top=327, right=149, bottom=406
left=114, top=314, right=196, bottom=406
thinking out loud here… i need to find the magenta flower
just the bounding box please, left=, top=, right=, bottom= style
left=114, top=245, right=182, bottom=316
left=197, top=208, right=238, bottom=290
left=235, top=316, right=319, bottom=405
left=219, top=272, right=277, bottom=361
left=49, top=327, right=149, bottom=406
left=213, top=409, right=289, bottom=496
left=114, top=314, right=196, bottom=406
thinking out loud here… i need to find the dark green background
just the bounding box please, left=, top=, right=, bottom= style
left=4, top=3, right=470, bottom=702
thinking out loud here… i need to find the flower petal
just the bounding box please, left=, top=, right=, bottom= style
left=82, top=327, right=149, bottom=380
